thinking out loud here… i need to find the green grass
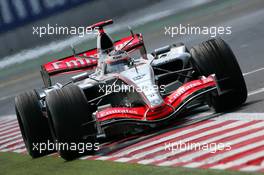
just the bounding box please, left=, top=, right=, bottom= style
left=0, top=152, right=261, bottom=175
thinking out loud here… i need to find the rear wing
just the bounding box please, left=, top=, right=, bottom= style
left=41, top=33, right=146, bottom=87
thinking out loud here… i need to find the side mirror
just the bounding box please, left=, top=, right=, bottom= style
left=128, top=26, right=134, bottom=37
left=70, top=44, right=77, bottom=57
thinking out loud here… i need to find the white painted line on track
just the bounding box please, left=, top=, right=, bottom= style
left=79, top=155, right=93, bottom=160
left=211, top=150, right=264, bottom=170
left=213, top=113, right=264, bottom=121
left=96, top=156, right=113, bottom=161
left=240, top=165, right=262, bottom=172
left=0, top=115, right=17, bottom=121
left=0, top=131, right=21, bottom=140
left=0, top=95, right=14, bottom=101
left=0, top=113, right=264, bottom=172
left=243, top=67, right=264, bottom=76
left=248, top=87, right=264, bottom=96
left=112, top=120, right=226, bottom=158
left=114, top=121, right=244, bottom=162
left=241, top=67, right=264, bottom=96
left=0, top=123, right=18, bottom=133
left=0, top=143, right=25, bottom=152
left=0, top=138, right=23, bottom=150
left=209, top=139, right=264, bottom=165
left=140, top=121, right=264, bottom=165
left=0, top=120, right=18, bottom=128
left=114, top=157, right=134, bottom=163
left=180, top=128, right=264, bottom=167
left=0, top=118, right=17, bottom=125
left=151, top=121, right=264, bottom=164
left=0, top=127, right=20, bottom=136
left=0, top=134, right=22, bottom=144
left=13, top=148, right=27, bottom=153
left=183, top=162, right=204, bottom=168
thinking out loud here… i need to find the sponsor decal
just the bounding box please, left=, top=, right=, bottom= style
left=50, top=41, right=132, bottom=70
left=51, top=57, right=97, bottom=70
left=97, top=108, right=139, bottom=118
left=168, top=77, right=214, bottom=103
left=132, top=74, right=146, bottom=81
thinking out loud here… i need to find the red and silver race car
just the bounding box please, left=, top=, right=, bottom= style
left=15, top=19, right=247, bottom=160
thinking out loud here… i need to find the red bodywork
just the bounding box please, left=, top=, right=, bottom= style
left=42, top=34, right=145, bottom=77
left=96, top=75, right=216, bottom=122
left=41, top=19, right=217, bottom=122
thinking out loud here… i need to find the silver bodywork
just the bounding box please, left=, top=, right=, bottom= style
left=42, top=45, right=190, bottom=105
left=42, top=45, right=191, bottom=108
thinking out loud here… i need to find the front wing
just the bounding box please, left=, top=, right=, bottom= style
left=97, top=75, right=217, bottom=122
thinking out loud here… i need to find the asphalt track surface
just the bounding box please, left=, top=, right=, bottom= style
left=1, top=0, right=264, bottom=173
left=0, top=0, right=264, bottom=115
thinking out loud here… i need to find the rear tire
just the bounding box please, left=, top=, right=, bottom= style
left=15, top=90, right=54, bottom=158
left=46, top=84, right=97, bottom=160
left=190, top=38, right=247, bottom=112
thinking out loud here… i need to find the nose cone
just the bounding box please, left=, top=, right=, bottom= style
left=120, top=64, right=164, bottom=108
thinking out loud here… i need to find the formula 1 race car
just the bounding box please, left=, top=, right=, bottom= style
left=15, top=19, right=247, bottom=160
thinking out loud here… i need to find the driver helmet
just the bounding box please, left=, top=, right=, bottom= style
left=105, top=50, right=131, bottom=73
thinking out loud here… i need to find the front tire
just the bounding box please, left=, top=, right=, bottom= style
left=190, top=38, right=247, bottom=112
left=15, top=90, right=54, bottom=158
left=46, top=84, right=97, bottom=160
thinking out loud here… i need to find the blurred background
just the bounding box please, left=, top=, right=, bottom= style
left=0, top=0, right=160, bottom=57
left=0, top=0, right=216, bottom=58
left=0, top=0, right=264, bottom=117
